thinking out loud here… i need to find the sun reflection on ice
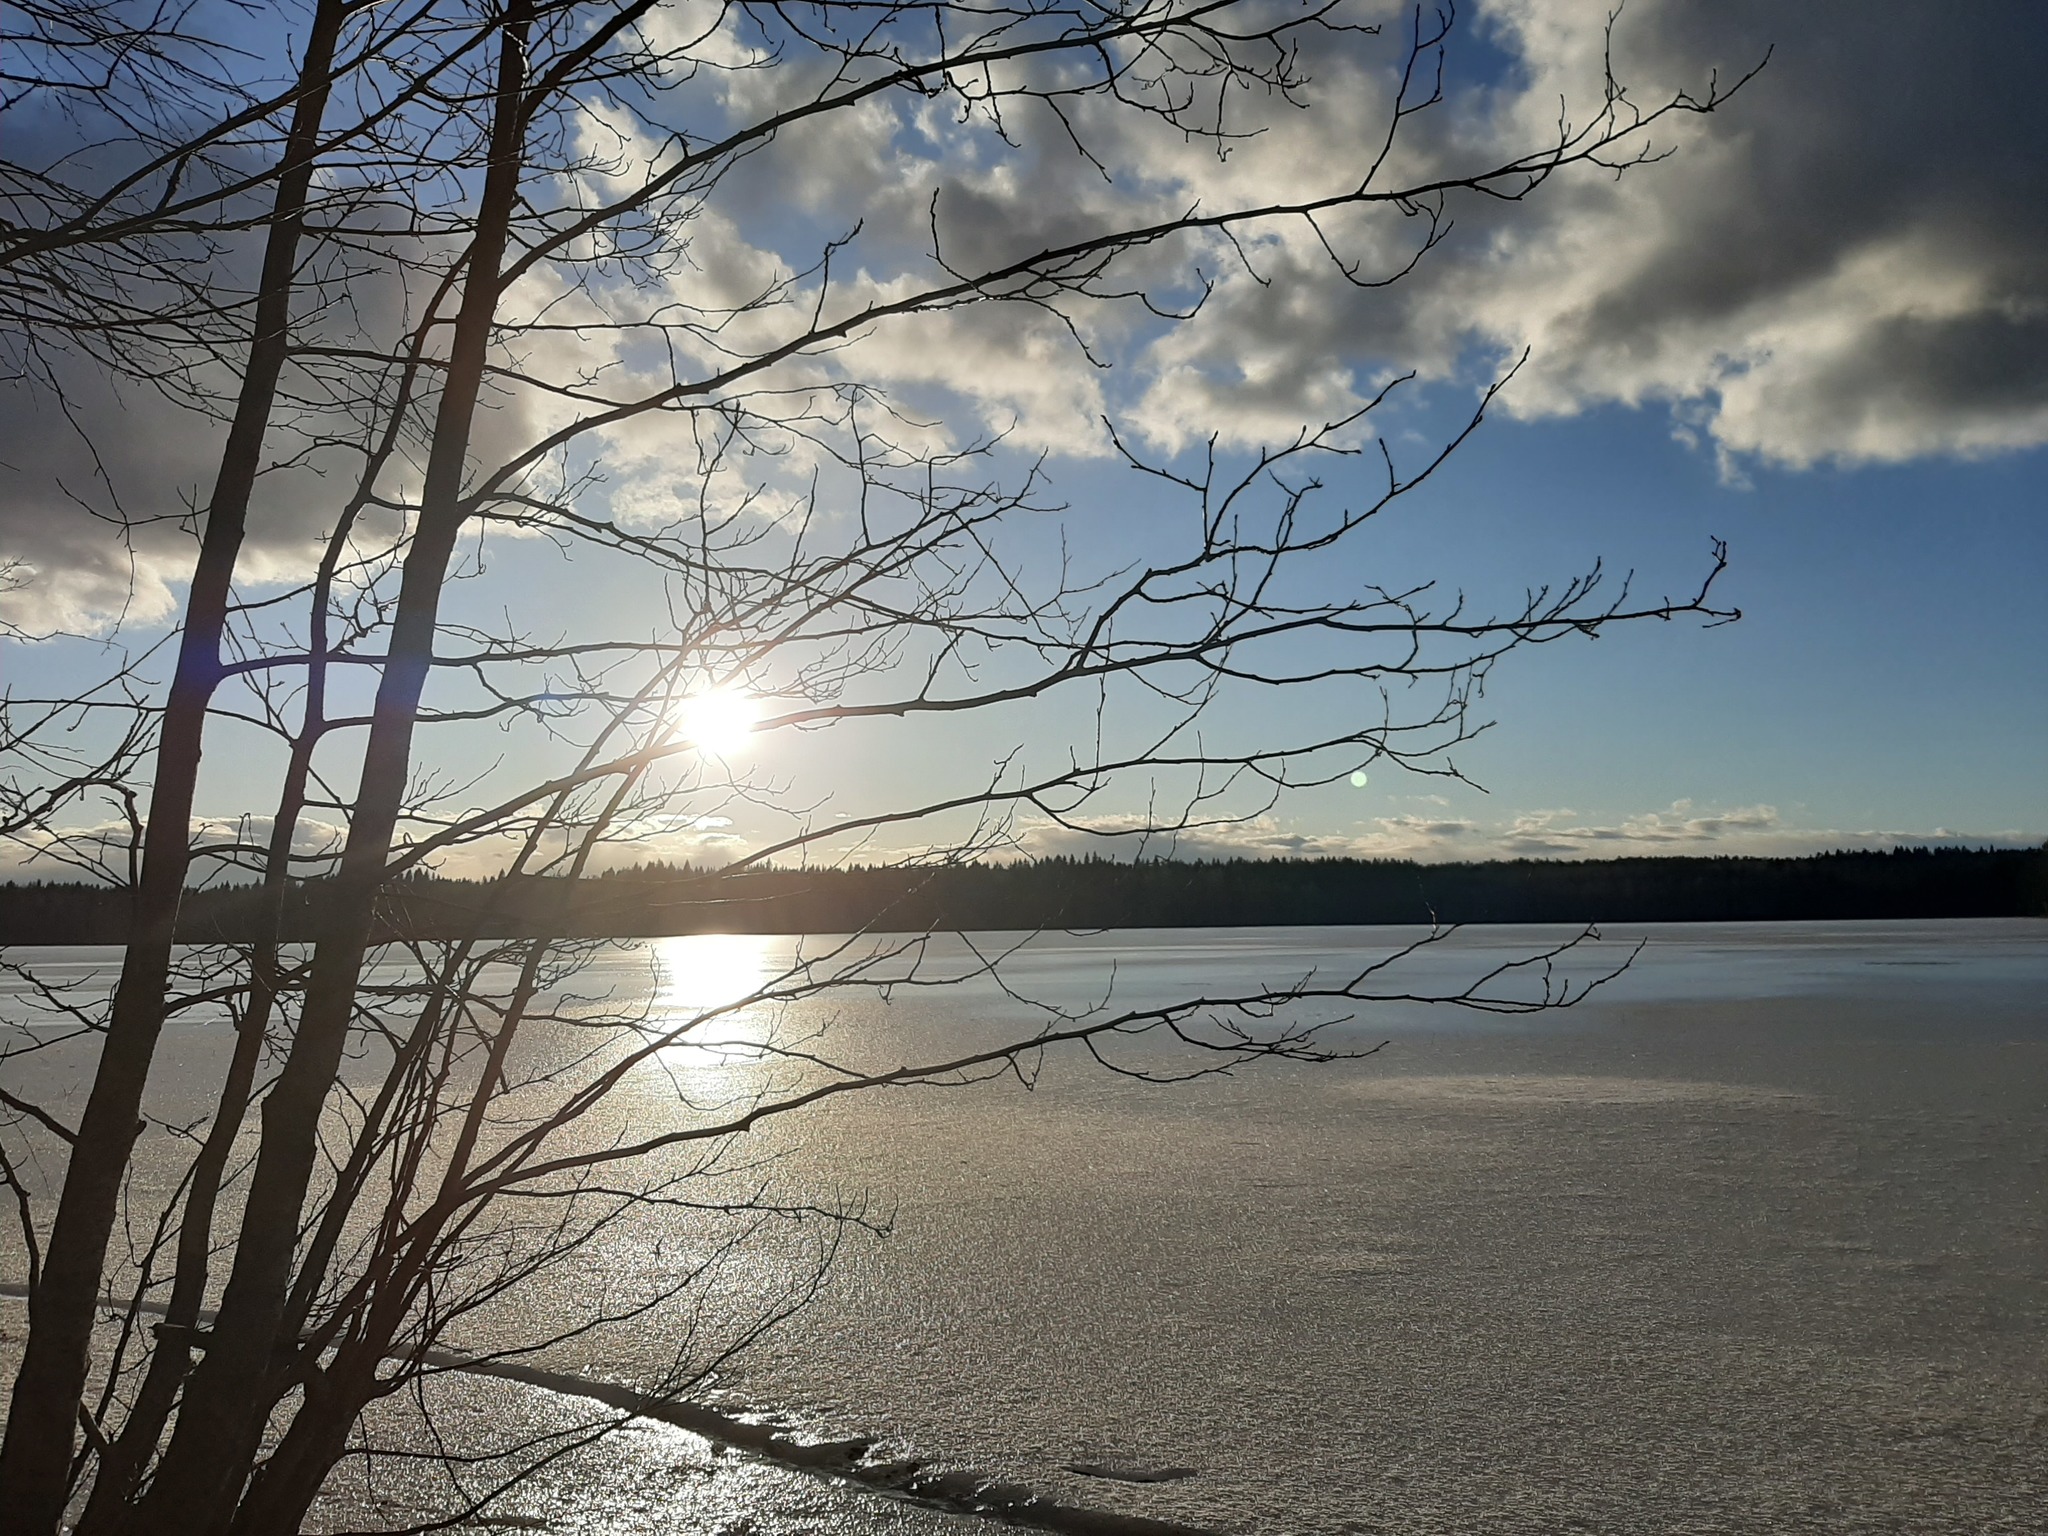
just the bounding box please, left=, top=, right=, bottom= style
left=651, top=933, right=776, bottom=1066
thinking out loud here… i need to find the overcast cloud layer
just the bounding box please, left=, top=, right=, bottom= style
left=4, top=0, right=2045, bottom=631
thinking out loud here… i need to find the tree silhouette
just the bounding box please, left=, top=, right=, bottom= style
left=0, top=3, right=1752, bottom=1530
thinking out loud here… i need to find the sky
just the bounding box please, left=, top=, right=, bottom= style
left=2, top=0, right=2044, bottom=873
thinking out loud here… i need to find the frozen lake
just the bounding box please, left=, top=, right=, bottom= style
left=4, top=920, right=2045, bottom=1534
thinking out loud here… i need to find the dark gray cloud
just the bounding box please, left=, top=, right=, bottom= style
left=6, top=2, right=2043, bottom=629
left=1136, top=0, right=2048, bottom=467
left=0, top=361, right=226, bottom=630
left=1485, top=0, right=2048, bottom=466
left=0, top=349, right=407, bottom=632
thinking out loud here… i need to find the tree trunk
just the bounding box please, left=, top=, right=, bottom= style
left=76, top=607, right=336, bottom=1533
left=222, top=1345, right=383, bottom=1536
left=124, top=8, right=535, bottom=1529
left=0, top=7, right=346, bottom=1530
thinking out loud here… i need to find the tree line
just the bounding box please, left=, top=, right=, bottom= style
left=5, top=846, right=2039, bottom=945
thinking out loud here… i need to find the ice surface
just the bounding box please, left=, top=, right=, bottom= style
left=4, top=921, right=2043, bottom=1534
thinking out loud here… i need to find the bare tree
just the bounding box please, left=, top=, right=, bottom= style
left=0, top=3, right=1750, bottom=1532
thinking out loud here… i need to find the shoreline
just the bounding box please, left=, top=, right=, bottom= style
left=0, top=1287, right=1219, bottom=1536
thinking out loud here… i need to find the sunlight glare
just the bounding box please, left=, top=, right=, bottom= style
left=652, top=933, right=774, bottom=1063
left=675, top=688, right=762, bottom=756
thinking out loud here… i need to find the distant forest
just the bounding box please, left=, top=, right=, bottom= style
left=2, top=846, right=2041, bottom=945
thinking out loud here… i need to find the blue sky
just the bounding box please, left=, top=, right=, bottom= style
left=1259, top=402, right=2048, bottom=858
left=787, top=386, right=2048, bottom=864
left=1, top=0, right=2043, bottom=872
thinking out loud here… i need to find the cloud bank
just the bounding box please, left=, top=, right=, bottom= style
left=5, top=0, right=2043, bottom=635
left=1122, top=0, right=2048, bottom=470
left=1014, top=800, right=2042, bottom=864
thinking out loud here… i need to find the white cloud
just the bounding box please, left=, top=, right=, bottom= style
left=1005, top=800, right=2041, bottom=864
left=0, top=807, right=757, bottom=883
left=1015, top=812, right=1384, bottom=863
left=0, top=813, right=350, bottom=882
left=15, top=798, right=2023, bottom=884
left=9, top=0, right=2045, bottom=635
left=1382, top=0, right=2048, bottom=470
left=1108, top=0, right=2048, bottom=468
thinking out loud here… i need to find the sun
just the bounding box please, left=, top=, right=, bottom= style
left=674, top=688, right=762, bottom=756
